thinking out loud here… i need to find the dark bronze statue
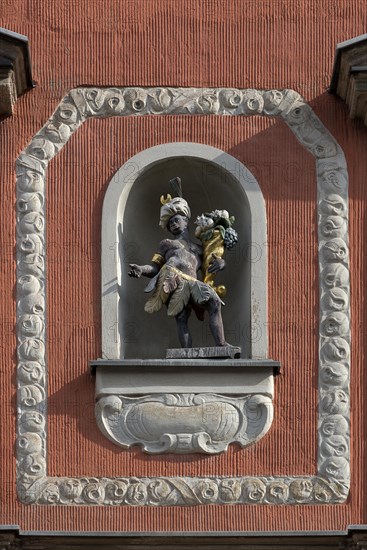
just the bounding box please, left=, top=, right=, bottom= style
left=128, top=178, right=238, bottom=349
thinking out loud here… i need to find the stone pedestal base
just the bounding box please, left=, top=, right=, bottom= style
left=166, top=346, right=241, bottom=359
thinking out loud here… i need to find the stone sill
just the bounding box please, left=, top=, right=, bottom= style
left=91, top=358, right=280, bottom=371
left=91, top=359, right=280, bottom=399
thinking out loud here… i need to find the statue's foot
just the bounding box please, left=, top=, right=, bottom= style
left=219, top=342, right=236, bottom=347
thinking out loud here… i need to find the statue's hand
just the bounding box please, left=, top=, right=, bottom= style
left=208, top=254, right=226, bottom=274
left=128, top=264, right=143, bottom=278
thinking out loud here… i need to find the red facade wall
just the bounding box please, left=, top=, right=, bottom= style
left=1, top=0, right=367, bottom=534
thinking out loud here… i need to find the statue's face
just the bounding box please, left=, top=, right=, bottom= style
left=167, top=214, right=188, bottom=236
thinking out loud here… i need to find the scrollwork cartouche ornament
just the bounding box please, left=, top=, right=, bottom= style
left=96, top=393, right=273, bottom=455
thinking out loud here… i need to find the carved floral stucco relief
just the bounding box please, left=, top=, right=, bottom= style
left=16, top=87, right=350, bottom=505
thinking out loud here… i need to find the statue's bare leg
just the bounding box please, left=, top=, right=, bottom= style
left=175, top=308, right=192, bottom=348
left=206, top=297, right=226, bottom=347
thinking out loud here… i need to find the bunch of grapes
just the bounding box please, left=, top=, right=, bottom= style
left=224, top=227, right=238, bottom=249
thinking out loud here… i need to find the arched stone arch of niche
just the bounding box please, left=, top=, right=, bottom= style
left=16, top=87, right=350, bottom=507
left=102, top=143, right=267, bottom=360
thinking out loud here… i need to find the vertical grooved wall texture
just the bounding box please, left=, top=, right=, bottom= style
left=1, top=0, right=367, bottom=534
left=47, top=116, right=318, bottom=482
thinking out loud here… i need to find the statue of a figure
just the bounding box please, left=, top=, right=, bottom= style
left=128, top=178, right=238, bottom=349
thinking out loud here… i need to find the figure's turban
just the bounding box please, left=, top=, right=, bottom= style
left=159, top=197, right=191, bottom=230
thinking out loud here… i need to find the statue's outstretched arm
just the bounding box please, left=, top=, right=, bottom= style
left=128, top=263, right=160, bottom=279
left=128, top=248, right=166, bottom=279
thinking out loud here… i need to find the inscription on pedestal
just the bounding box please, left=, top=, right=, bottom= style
left=166, top=346, right=241, bottom=360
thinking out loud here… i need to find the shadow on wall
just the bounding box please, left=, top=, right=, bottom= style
left=45, top=107, right=325, bottom=470
left=92, top=106, right=321, bottom=364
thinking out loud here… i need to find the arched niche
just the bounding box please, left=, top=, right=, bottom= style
left=102, top=143, right=267, bottom=360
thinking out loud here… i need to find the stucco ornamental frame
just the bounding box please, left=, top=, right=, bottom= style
left=16, top=87, right=350, bottom=506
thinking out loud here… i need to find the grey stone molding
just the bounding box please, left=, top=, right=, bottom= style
left=330, top=33, right=367, bottom=126
left=2, top=530, right=367, bottom=549
left=94, top=361, right=276, bottom=454
left=16, top=87, right=350, bottom=506
left=0, top=27, right=34, bottom=116
left=0, top=66, right=17, bottom=116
